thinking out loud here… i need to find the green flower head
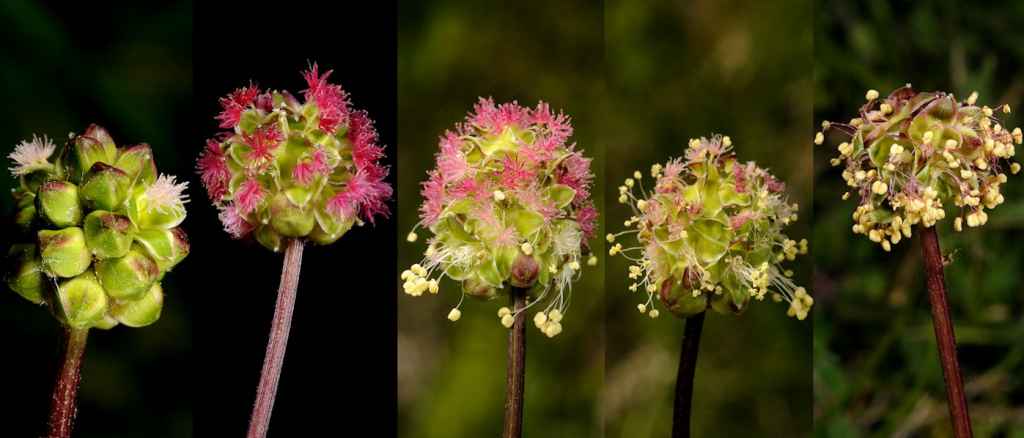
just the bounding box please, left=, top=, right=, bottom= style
left=611, top=135, right=812, bottom=320
left=5, top=125, right=188, bottom=329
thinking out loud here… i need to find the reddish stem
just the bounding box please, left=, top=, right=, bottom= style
left=47, top=327, right=89, bottom=438
left=672, top=311, right=705, bottom=438
left=247, top=238, right=305, bottom=438
left=919, top=225, right=973, bottom=438
left=502, top=288, right=527, bottom=438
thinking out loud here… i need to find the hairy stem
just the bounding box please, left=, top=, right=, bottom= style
left=247, top=238, right=305, bottom=438
left=502, top=288, right=527, bottom=438
left=47, top=327, right=89, bottom=438
left=672, top=311, right=705, bottom=438
left=919, top=225, right=973, bottom=438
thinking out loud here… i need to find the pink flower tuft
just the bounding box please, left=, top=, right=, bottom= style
left=197, top=139, right=230, bottom=202
left=576, top=203, right=597, bottom=240
left=516, top=185, right=559, bottom=220
left=730, top=210, right=756, bottom=230
left=765, top=175, right=786, bottom=193
left=348, top=110, right=384, bottom=169
left=733, top=162, right=750, bottom=194
left=326, top=168, right=392, bottom=224
left=303, top=64, right=349, bottom=133
left=292, top=147, right=330, bottom=186
left=236, top=178, right=266, bottom=214
left=242, top=125, right=283, bottom=169
left=437, top=131, right=470, bottom=183
left=469, top=98, right=531, bottom=135
left=216, top=84, right=260, bottom=129
left=499, top=155, right=535, bottom=190
left=557, top=152, right=593, bottom=205
left=419, top=171, right=446, bottom=226
left=218, top=203, right=254, bottom=239
left=532, top=101, right=573, bottom=144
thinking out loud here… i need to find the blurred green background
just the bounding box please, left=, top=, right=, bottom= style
left=0, top=1, right=192, bottom=437
left=396, top=1, right=606, bottom=436
left=603, top=1, right=814, bottom=437
left=813, top=1, right=1024, bottom=437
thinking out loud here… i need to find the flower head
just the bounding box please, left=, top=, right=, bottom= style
left=198, top=64, right=392, bottom=250
left=403, top=99, right=598, bottom=338
left=611, top=135, right=812, bottom=320
left=5, top=125, right=189, bottom=329
left=817, top=85, right=1021, bottom=249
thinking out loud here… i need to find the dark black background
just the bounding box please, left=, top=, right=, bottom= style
left=1, top=1, right=397, bottom=436
left=193, top=1, right=397, bottom=437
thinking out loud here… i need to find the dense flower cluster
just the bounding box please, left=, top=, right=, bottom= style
left=402, top=98, right=598, bottom=337
left=816, top=85, right=1022, bottom=250
left=198, top=64, right=391, bottom=251
left=609, top=135, right=812, bottom=320
left=6, top=125, right=189, bottom=329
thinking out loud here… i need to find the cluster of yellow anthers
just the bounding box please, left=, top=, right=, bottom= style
left=609, top=135, right=813, bottom=320
left=817, top=85, right=1022, bottom=250
left=401, top=264, right=439, bottom=297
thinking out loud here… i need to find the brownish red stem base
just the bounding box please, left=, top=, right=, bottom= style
left=919, top=225, right=973, bottom=438
left=672, top=311, right=705, bottom=438
left=47, top=327, right=89, bottom=438
left=247, top=238, right=305, bottom=438
left=503, top=288, right=527, bottom=438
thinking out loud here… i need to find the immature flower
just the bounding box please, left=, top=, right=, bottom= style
left=198, top=64, right=392, bottom=250
left=5, top=125, right=189, bottom=329
left=403, top=99, right=597, bottom=337
left=818, top=85, right=1021, bottom=248
left=610, top=135, right=812, bottom=320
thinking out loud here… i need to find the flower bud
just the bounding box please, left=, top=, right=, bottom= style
left=659, top=278, right=708, bottom=317
left=113, top=144, right=157, bottom=186
left=66, top=131, right=118, bottom=182
left=15, top=204, right=37, bottom=230
left=269, top=192, right=316, bottom=237
left=255, top=225, right=284, bottom=252
left=36, top=180, right=83, bottom=227
left=462, top=277, right=496, bottom=300
left=94, top=245, right=159, bottom=300
left=110, top=282, right=163, bottom=327
left=134, top=228, right=189, bottom=272
left=38, top=227, right=91, bottom=278
left=509, top=253, right=540, bottom=288
left=80, top=162, right=130, bottom=211
left=56, top=272, right=108, bottom=329
left=308, top=209, right=354, bottom=245
left=83, top=210, right=133, bottom=259
left=6, top=244, right=47, bottom=304
left=93, top=314, right=120, bottom=330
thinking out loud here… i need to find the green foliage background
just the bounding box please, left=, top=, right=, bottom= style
left=602, top=0, right=813, bottom=436
left=396, top=1, right=606, bottom=437
left=813, top=1, right=1024, bottom=436
left=0, top=1, right=193, bottom=437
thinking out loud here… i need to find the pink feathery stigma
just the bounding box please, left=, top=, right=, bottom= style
left=516, top=185, right=559, bottom=220
left=419, top=171, right=446, bottom=226
left=303, top=64, right=349, bottom=133
left=292, top=148, right=330, bottom=186
left=733, top=162, right=750, bottom=194
left=437, top=131, right=471, bottom=183
left=349, top=110, right=384, bottom=170
left=730, top=210, right=756, bottom=230
left=326, top=168, right=392, bottom=224
left=197, top=139, right=230, bottom=202
left=557, top=152, right=593, bottom=205
left=242, top=125, right=283, bottom=168
left=765, top=175, right=786, bottom=193
left=576, top=203, right=598, bottom=240
left=531, top=101, right=573, bottom=143
left=451, top=177, right=482, bottom=199
left=216, top=84, right=260, bottom=129
left=470, top=98, right=531, bottom=135
left=236, top=178, right=266, bottom=214
left=499, top=155, right=535, bottom=190
left=663, top=158, right=686, bottom=180
left=219, top=203, right=254, bottom=239
left=254, top=91, right=274, bottom=112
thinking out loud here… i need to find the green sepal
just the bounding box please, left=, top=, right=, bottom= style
left=111, top=282, right=163, bottom=328
left=95, top=245, right=159, bottom=300
left=545, top=184, right=576, bottom=208
left=255, top=225, right=284, bottom=252
left=36, top=181, right=83, bottom=227
left=83, top=210, right=133, bottom=259
left=6, top=244, right=47, bottom=304
left=38, top=227, right=92, bottom=278
left=80, top=162, right=131, bottom=211
left=462, top=276, right=496, bottom=300
left=511, top=208, right=545, bottom=238
left=67, top=130, right=117, bottom=182
left=56, top=271, right=108, bottom=329
left=270, top=193, right=315, bottom=237
left=114, top=144, right=157, bottom=186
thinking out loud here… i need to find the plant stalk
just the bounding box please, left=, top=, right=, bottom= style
left=672, top=311, right=705, bottom=438
left=502, top=288, right=527, bottom=438
left=247, top=238, right=305, bottom=438
left=919, top=225, right=973, bottom=438
left=47, top=327, right=89, bottom=438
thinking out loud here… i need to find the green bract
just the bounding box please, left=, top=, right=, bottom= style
left=611, top=135, right=813, bottom=320
left=5, top=125, right=188, bottom=329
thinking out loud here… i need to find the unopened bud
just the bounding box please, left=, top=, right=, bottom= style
left=38, top=227, right=91, bottom=278
left=110, top=282, right=164, bottom=327
left=95, top=245, right=159, bottom=299
left=37, top=180, right=83, bottom=227
left=83, top=210, right=133, bottom=259
left=80, top=162, right=130, bottom=211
